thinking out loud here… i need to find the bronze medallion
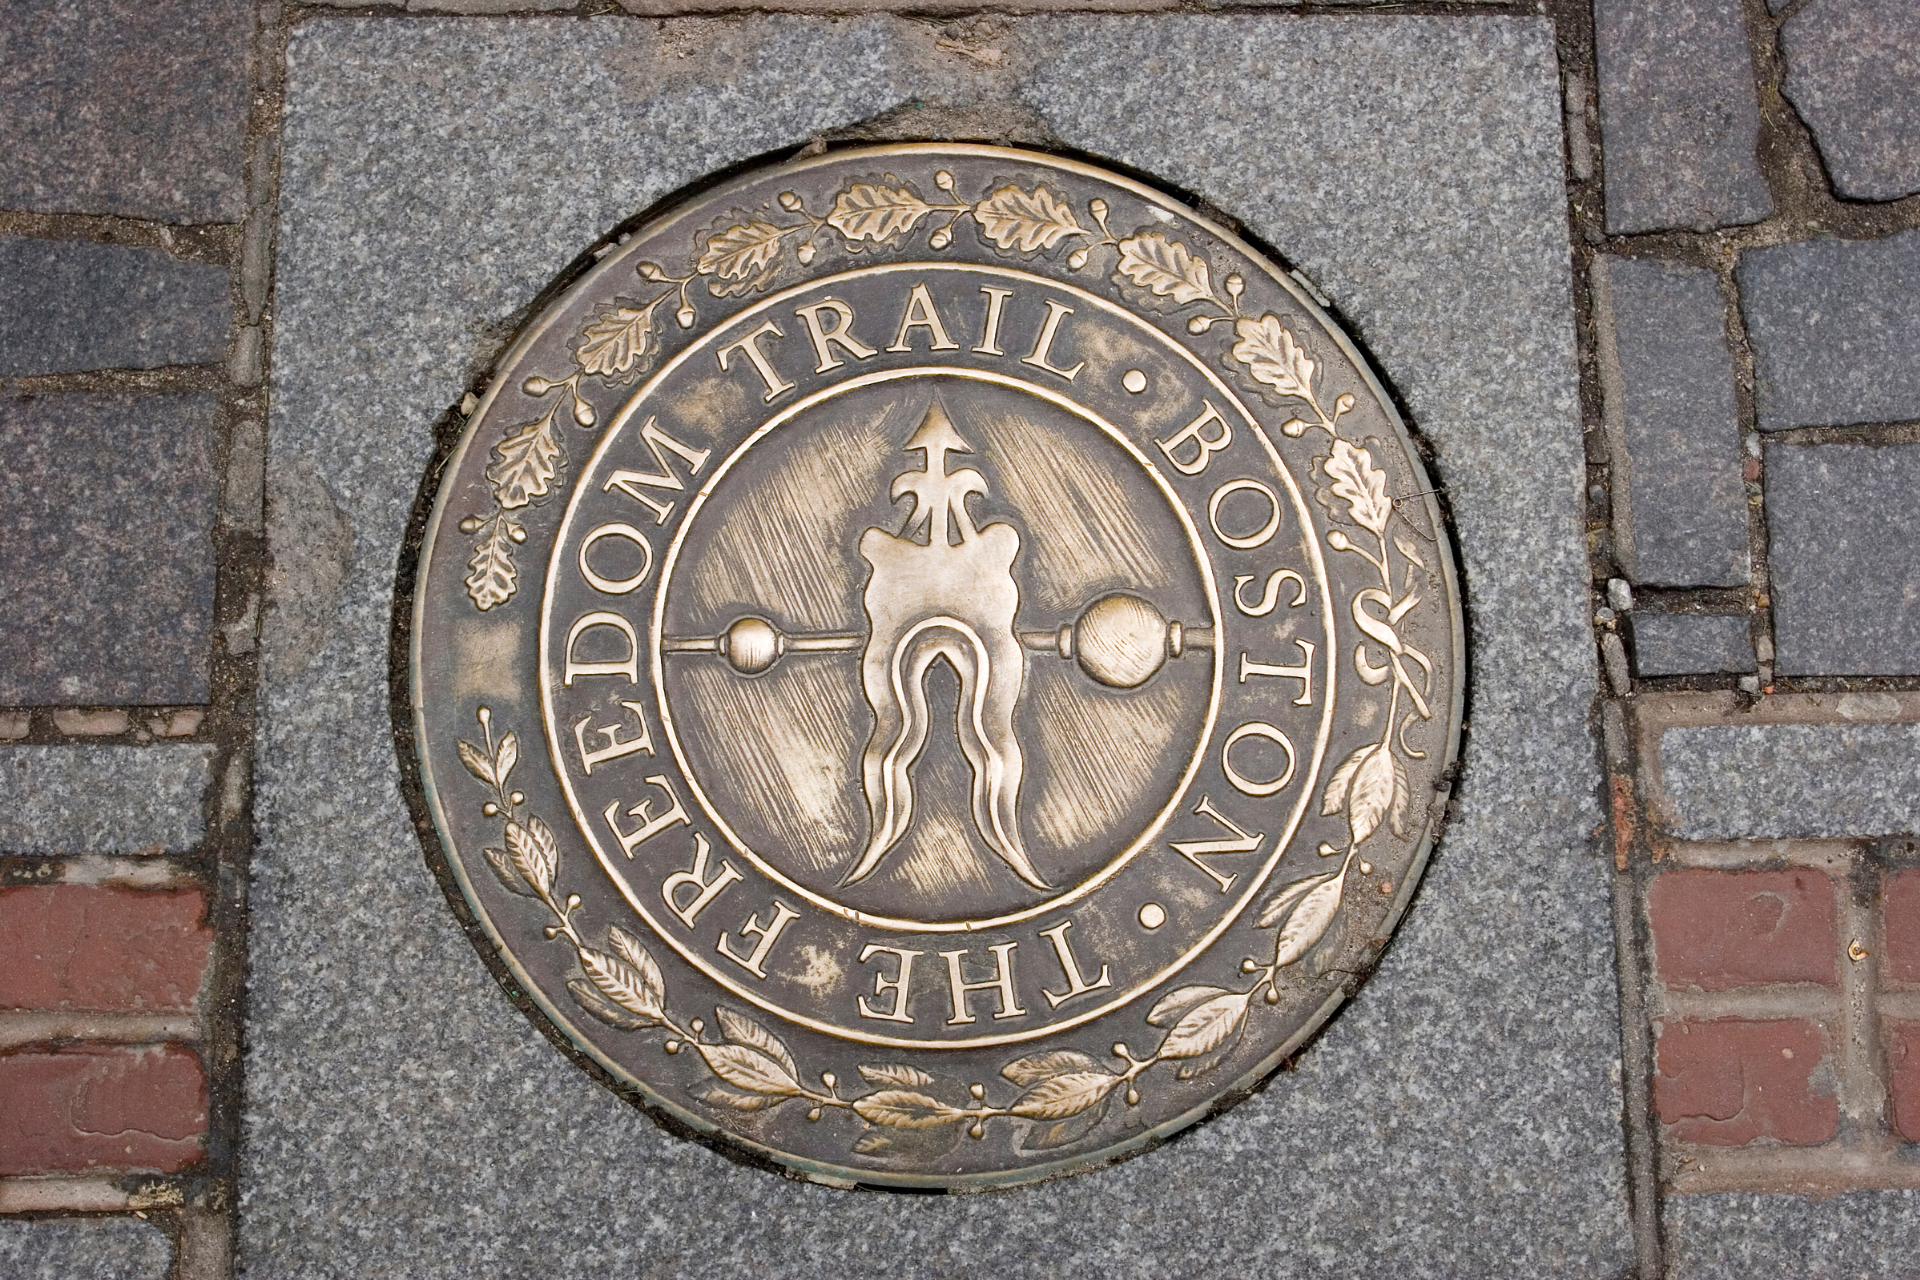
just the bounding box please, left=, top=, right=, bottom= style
left=403, top=144, right=1463, bottom=1189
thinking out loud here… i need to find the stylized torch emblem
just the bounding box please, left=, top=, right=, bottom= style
left=839, top=401, right=1043, bottom=889
left=662, top=397, right=1214, bottom=895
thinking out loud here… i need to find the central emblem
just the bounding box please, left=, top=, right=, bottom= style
left=403, top=145, right=1463, bottom=1189
left=851, top=402, right=1035, bottom=889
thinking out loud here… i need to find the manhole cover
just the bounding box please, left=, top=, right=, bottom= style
left=402, top=144, right=1463, bottom=1189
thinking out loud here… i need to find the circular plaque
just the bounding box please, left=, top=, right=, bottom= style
left=402, top=144, right=1463, bottom=1189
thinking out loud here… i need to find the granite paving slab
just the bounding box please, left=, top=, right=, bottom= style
left=0, top=745, right=214, bottom=855
left=1596, top=256, right=1747, bottom=587
left=1780, top=0, right=1920, bottom=202
left=1630, top=613, right=1755, bottom=676
left=1738, top=230, right=1920, bottom=431
left=1766, top=442, right=1920, bottom=675
left=1661, top=721, right=1920, bottom=841
left=0, top=0, right=253, bottom=224
left=244, top=14, right=1625, bottom=1276
left=0, top=237, right=231, bottom=376
left=1666, top=1190, right=1920, bottom=1279
left=1592, top=0, right=1771, bottom=234
left=0, top=393, right=220, bottom=706
left=0, top=1218, right=172, bottom=1280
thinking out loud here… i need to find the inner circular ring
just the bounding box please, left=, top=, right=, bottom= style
left=649, top=366, right=1223, bottom=931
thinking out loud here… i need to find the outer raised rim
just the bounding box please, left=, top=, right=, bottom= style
left=401, top=141, right=1468, bottom=1192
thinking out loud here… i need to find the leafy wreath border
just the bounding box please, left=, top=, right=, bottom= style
left=446, top=165, right=1443, bottom=1158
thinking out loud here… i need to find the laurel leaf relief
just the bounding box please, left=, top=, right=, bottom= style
left=859, top=1063, right=938, bottom=1089
left=570, top=925, right=665, bottom=1032
left=696, top=219, right=787, bottom=290
left=1321, top=740, right=1407, bottom=848
left=575, top=297, right=665, bottom=380
left=568, top=977, right=654, bottom=1030
left=1000, top=1048, right=1104, bottom=1086
left=1269, top=874, right=1346, bottom=969
left=1009, top=1071, right=1124, bottom=1120
left=1323, top=439, right=1393, bottom=536
left=828, top=183, right=936, bottom=243
left=486, top=411, right=565, bottom=511
left=1149, top=989, right=1253, bottom=1080
left=852, top=1089, right=966, bottom=1128
left=457, top=738, right=498, bottom=788
left=504, top=814, right=558, bottom=899
left=1114, top=233, right=1214, bottom=305
left=483, top=845, right=540, bottom=899
left=973, top=185, right=1085, bottom=252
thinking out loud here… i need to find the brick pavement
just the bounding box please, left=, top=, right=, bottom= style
left=0, top=0, right=1916, bottom=1275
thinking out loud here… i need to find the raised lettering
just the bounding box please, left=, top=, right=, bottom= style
left=716, top=318, right=794, bottom=401
left=856, top=943, right=923, bottom=1023
left=1168, top=795, right=1265, bottom=893
left=886, top=282, right=960, bottom=353
left=1222, top=722, right=1297, bottom=797
left=939, top=943, right=1026, bottom=1025
left=572, top=699, right=653, bottom=774
left=601, top=416, right=711, bottom=524
left=563, top=611, right=639, bottom=685
left=1239, top=640, right=1317, bottom=706
left=602, top=774, right=689, bottom=857
left=794, top=299, right=877, bottom=372
left=1020, top=299, right=1084, bottom=381
left=1037, top=920, right=1112, bottom=1010
left=1232, top=568, right=1307, bottom=616
left=975, top=285, right=1014, bottom=356
left=717, top=900, right=800, bottom=979
left=1207, top=478, right=1281, bottom=549
left=659, top=833, right=743, bottom=928
left=1157, top=401, right=1232, bottom=475
left=577, top=522, right=653, bottom=595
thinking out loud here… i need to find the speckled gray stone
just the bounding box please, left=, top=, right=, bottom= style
left=1766, top=442, right=1920, bottom=675
left=0, top=1218, right=172, bottom=1280
left=1781, top=0, right=1920, bottom=201
left=245, top=16, right=1624, bottom=1276
left=1666, top=1190, right=1920, bottom=1278
left=1739, top=230, right=1920, bottom=430
left=1598, top=256, right=1748, bottom=586
left=0, top=745, right=213, bottom=854
left=0, top=393, right=219, bottom=705
left=0, top=237, right=230, bottom=375
left=1661, top=721, right=1920, bottom=840
left=1593, top=0, right=1772, bottom=233
left=0, top=0, right=253, bottom=223
left=1630, top=614, right=1755, bottom=675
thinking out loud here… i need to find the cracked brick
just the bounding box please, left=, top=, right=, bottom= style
left=1648, top=869, right=1836, bottom=989
left=1654, top=1018, right=1837, bottom=1146
left=0, top=1044, right=206, bottom=1175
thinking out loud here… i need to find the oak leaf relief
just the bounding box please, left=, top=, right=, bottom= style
left=697, top=219, right=786, bottom=294
left=828, top=183, right=935, bottom=242
left=574, top=298, right=665, bottom=381
left=1232, top=313, right=1319, bottom=401
left=486, top=415, right=563, bottom=510
left=973, top=185, right=1084, bottom=252
left=1115, top=233, right=1213, bottom=305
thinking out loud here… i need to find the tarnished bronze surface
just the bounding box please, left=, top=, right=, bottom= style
left=405, top=145, right=1463, bottom=1189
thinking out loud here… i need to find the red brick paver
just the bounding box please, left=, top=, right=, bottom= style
left=1890, top=1023, right=1920, bottom=1143
left=1654, top=1018, right=1838, bottom=1146
left=0, top=1044, right=206, bottom=1174
left=1648, top=868, right=1837, bottom=989
left=0, top=885, right=212, bottom=1012
left=1885, top=868, right=1920, bottom=984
